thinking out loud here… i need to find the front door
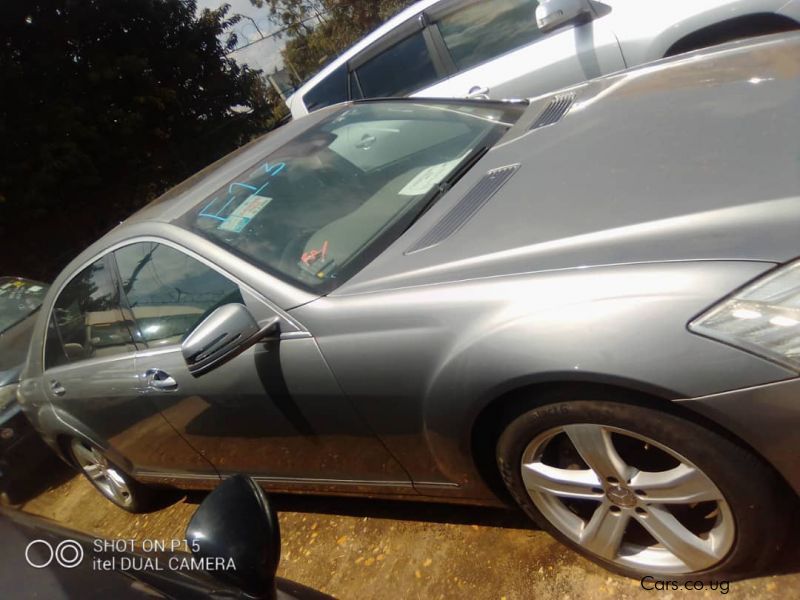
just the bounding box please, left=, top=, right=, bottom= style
left=112, top=241, right=411, bottom=488
left=416, top=0, right=626, bottom=102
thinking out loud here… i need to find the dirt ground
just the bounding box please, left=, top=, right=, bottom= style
left=14, top=457, right=800, bottom=599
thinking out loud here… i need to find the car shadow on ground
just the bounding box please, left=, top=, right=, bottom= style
left=182, top=489, right=536, bottom=531
left=182, top=487, right=800, bottom=580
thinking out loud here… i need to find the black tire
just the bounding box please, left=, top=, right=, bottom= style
left=68, top=438, right=156, bottom=513
left=496, top=399, right=791, bottom=581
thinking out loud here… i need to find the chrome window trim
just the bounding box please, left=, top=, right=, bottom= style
left=250, top=475, right=415, bottom=489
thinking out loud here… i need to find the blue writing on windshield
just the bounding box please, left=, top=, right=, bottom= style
left=198, top=162, right=286, bottom=224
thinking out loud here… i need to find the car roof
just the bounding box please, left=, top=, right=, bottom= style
left=286, top=0, right=440, bottom=108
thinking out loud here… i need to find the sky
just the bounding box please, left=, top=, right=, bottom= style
left=196, top=0, right=288, bottom=74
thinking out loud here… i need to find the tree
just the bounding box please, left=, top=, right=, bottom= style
left=0, top=0, right=277, bottom=279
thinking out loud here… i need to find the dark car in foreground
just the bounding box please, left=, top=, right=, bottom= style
left=0, top=475, right=330, bottom=599
left=17, top=33, right=800, bottom=580
left=0, top=277, right=50, bottom=504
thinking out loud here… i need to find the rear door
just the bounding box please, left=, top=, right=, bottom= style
left=41, top=256, right=208, bottom=474
left=416, top=0, right=626, bottom=101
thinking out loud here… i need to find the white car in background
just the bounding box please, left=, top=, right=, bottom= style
left=286, top=0, right=800, bottom=118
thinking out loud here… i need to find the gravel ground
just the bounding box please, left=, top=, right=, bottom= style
left=13, top=459, right=800, bottom=599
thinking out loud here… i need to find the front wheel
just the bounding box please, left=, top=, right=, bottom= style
left=496, top=399, right=790, bottom=580
left=69, top=439, right=155, bottom=512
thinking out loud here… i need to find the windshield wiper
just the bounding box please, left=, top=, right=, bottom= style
left=404, top=144, right=492, bottom=233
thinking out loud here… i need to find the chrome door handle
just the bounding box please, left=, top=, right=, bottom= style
left=467, top=85, right=490, bottom=100
left=144, top=369, right=178, bottom=392
left=50, top=380, right=66, bottom=397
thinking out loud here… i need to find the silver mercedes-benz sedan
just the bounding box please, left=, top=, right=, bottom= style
left=18, top=33, right=800, bottom=580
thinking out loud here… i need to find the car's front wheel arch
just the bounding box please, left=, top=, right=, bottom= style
left=478, top=387, right=796, bottom=579
left=469, top=380, right=795, bottom=514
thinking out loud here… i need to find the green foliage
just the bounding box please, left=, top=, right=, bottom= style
left=253, top=0, right=416, bottom=81
left=0, top=0, right=277, bottom=278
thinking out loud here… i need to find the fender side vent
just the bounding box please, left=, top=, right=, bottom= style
left=529, top=94, right=575, bottom=130
left=405, top=164, right=520, bottom=254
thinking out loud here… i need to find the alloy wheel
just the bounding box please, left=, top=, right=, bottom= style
left=520, top=424, right=735, bottom=574
left=71, top=439, right=133, bottom=508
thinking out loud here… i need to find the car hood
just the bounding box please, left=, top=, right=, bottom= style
left=335, top=34, right=800, bottom=296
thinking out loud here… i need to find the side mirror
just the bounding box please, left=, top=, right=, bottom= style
left=535, top=0, right=592, bottom=33
left=181, top=304, right=279, bottom=377
left=63, top=343, right=84, bottom=361
left=186, top=475, right=280, bottom=599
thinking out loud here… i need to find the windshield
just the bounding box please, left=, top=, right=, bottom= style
left=178, top=101, right=523, bottom=292
left=0, top=278, right=48, bottom=334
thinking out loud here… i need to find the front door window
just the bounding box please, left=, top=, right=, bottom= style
left=113, top=242, right=243, bottom=348
left=355, top=31, right=440, bottom=97
left=436, top=0, right=542, bottom=71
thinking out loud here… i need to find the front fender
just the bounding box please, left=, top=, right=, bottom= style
left=420, top=261, right=794, bottom=492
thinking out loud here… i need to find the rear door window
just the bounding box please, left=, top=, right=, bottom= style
left=303, top=65, right=350, bottom=112
left=436, top=0, right=542, bottom=71
left=45, top=258, right=135, bottom=369
left=354, top=31, right=439, bottom=98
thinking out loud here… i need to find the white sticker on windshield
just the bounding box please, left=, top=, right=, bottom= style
left=399, top=155, right=467, bottom=196
left=218, top=195, right=272, bottom=233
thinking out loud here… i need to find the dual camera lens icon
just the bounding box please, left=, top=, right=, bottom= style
left=25, top=539, right=84, bottom=569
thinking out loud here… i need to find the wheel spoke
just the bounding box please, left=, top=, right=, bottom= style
left=631, top=464, right=721, bottom=504
left=635, top=505, right=722, bottom=571
left=105, top=470, right=129, bottom=500
left=83, top=464, right=104, bottom=480
left=580, top=503, right=630, bottom=560
left=522, top=462, right=603, bottom=500
left=72, top=443, right=96, bottom=466
left=90, top=448, right=108, bottom=467
left=563, top=425, right=633, bottom=483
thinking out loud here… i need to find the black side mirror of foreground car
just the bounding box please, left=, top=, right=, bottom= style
left=186, top=475, right=281, bottom=599
left=181, top=303, right=280, bottom=377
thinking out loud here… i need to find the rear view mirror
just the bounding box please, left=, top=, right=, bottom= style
left=181, top=304, right=279, bottom=377
left=63, top=343, right=84, bottom=361
left=186, top=475, right=280, bottom=598
left=535, top=0, right=592, bottom=33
